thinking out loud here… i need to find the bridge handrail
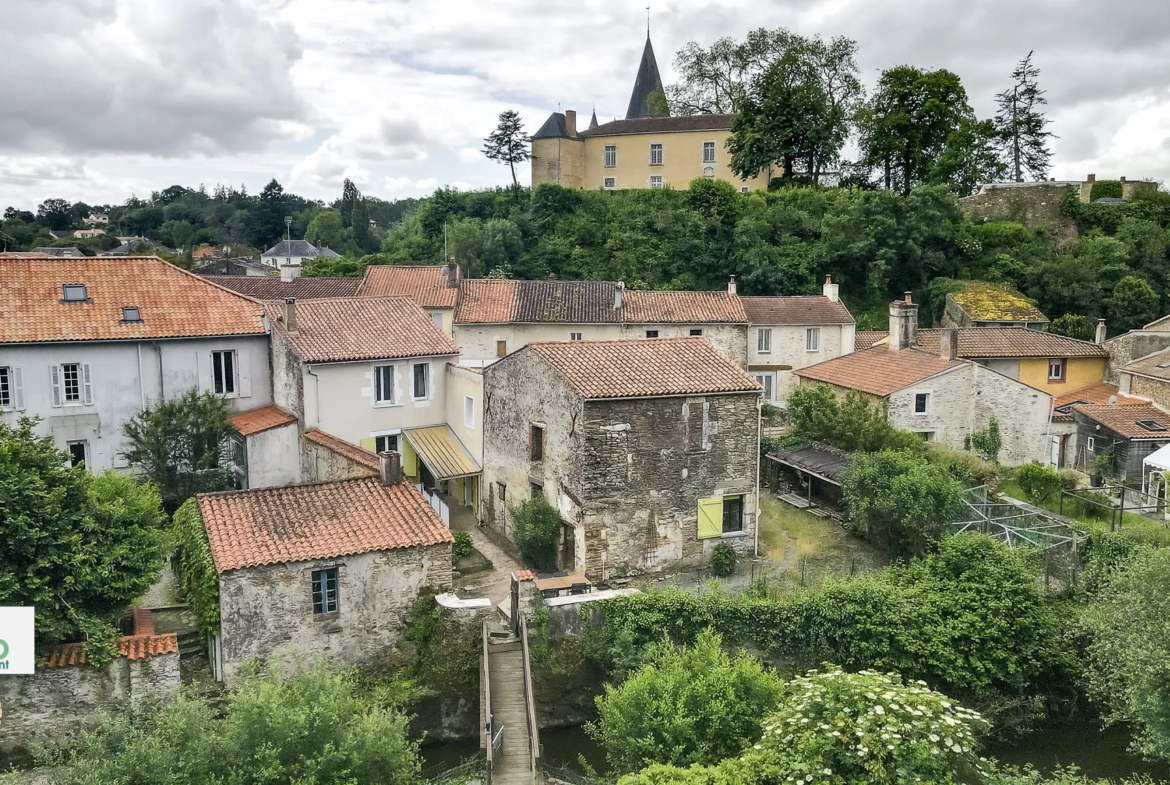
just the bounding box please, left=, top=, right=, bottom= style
left=519, top=614, right=541, bottom=778
left=482, top=619, right=494, bottom=779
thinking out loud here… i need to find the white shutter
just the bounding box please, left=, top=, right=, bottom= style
left=50, top=365, right=62, bottom=408
left=237, top=348, right=252, bottom=398
left=12, top=367, right=24, bottom=410
left=82, top=363, right=93, bottom=405
left=197, top=351, right=212, bottom=392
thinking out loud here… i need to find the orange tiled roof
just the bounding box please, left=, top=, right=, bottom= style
left=1052, top=382, right=1143, bottom=423
left=623, top=290, right=748, bottom=323
left=230, top=406, right=298, bottom=436
left=916, top=328, right=1105, bottom=358
left=43, top=634, right=179, bottom=668
left=854, top=331, right=888, bottom=350
left=267, top=296, right=458, bottom=363
left=303, top=429, right=380, bottom=471
left=197, top=477, right=454, bottom=572
left=739, top=296, right=854, bottom=325
left=454, top=279, right=519, bottom=323
left=1073, top=402, right=1170, bottom=440
left=795, top=346, right=965, bottom=397
left=524, top=337, right=761, bottom=399
left=0, top=256, right=267, bottom=344
left=357, top=265, right=459, bottom=307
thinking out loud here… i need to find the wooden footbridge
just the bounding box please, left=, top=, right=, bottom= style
left=481, top=613, right=541, bottom=784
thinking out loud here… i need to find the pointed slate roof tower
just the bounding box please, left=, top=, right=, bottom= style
left=625, top=35, right=667, bottom=119
left=589, top=109, right=599, bottom=129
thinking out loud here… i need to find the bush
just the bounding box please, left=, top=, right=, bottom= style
left=924, top=442, right=1000, bottom=488
left=451, top=531, right=474, bottom=562
left=965, top=417, right=1002, bottom=463
left=711, top=543, right=737, bottom=577
left=1050, top=314, right=1095, bottom=341
left=1090, top=180, right=1123, bottom=201
left=509, top=497, right=562, bottom=572
left=172, top=499, right=219, bottom=636
left=787, top=385, right=923, bottom=453
left=1014, top=462, right=1062, bottom=505
left=1058, top=469, right=1082, bottom=491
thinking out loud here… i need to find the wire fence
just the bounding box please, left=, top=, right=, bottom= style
left=1059, top=482, right=1170, bottom=531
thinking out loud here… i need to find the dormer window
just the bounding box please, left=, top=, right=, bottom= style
left=121, top=306, right=142, bottom=323
left=62, top=284, right=88, bottom=302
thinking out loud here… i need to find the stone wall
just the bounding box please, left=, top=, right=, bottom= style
left=1126, top=374, right=1170, bottom=411
left=0, top=652, right=179, bottom=754
left=1104, top=331, right=1170, bottom=383
left=959, top=183, right=1079, bottom=246
left=299, top=433, right=377, bottom=482
left=531, top=136, right=584, bottom=189
left=271, top=330, right=305, bottom=424
left=217, top=543, right=451, bottom=684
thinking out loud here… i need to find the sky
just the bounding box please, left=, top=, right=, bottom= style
left=3, top=0, right=1170, bottom=210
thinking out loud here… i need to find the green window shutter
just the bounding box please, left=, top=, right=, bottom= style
left=360, top=437, right=377, bottom=452
left=697, top=496, right=723, bottom=539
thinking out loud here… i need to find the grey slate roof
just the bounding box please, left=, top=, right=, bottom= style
left=261, top=239, right=340, bottom=258
left=626, top=35, right=666, bottom=120
left=513, top=280, right=620, bottom=323
left=203, top=275, right=363, bottom=301
left=589, top=110, right=599, bottom=129
left=532, top=112, right=572, bottom=140
left=580, top=114, right=735, bottom=137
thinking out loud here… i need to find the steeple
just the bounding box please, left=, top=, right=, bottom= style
left=625, top=34, right=667, bottom=120
left=589, top=109, right=599, bottom=129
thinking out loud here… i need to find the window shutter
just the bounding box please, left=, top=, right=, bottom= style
left=237, top=348, right=252, bottom=398
left=697, top=496, right=723, bottom=539
left=82, top=363, right=93, bottom=405
left=197, top=351, right=212, bottom=392
left=49, top=365, right=63, bottom=408
left=13, top=367, right=24, bottom=410
left=359, top=437, right=377, bottom=452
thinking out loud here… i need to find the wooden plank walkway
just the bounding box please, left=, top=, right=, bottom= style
left=487, top=634, right=533, bottom=785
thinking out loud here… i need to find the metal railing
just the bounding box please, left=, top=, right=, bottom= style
left=481, top=619, right=494, bottom=782
left=519, top=614, right=541, bottom=783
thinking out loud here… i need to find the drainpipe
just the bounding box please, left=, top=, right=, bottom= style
left=305, top=364, right=322, bottom=429
left=153, top=342, right=164, bottom=400
left=754, top=395, right=762, bottom=558
left=136, top=343, right=146, bottom=408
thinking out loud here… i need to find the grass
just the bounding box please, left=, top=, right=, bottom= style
left=756, top=493, right=886, bottom=585
left=1000, top=481, right=1170, bottom=547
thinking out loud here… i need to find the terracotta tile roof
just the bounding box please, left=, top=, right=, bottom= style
left=357, top=265, right=459, bottom=308
left=915, top=328, right=1106, bottom=358
left=0, top=256, right=266, bottom=344
left=1073, top=402, right=1170, bottom=440
left=230, top=406, right=298, bottom=436
left=949, top=282, right=1048, bottom=323
left=739, top=296, right=854, bottom=325
left=522, top=337, right=761, bottom=399
left=197, top=477, right=454, bottom=572
left=454, top=279, right=519, bottom=323
left=303, top=429, right=379, bottom=471
left=1122, top=348, right=1170, bottom=382
left=854, top=331, right=888, bottom=350
left=204, top=275, right=363, bottom=300
left=795, top=346, right=964, bottom=397
left=43, top=634, right=179, bottom=668
left=1051, top=382, right=1142, bottom=423
left=623, top=290, right=748, bottom=323
left=267, top=296, right=458, bottom=363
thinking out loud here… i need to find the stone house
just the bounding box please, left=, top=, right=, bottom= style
left=942, top=281, right=1050, bottom=329
left=197, top=454, right=454, bottom=684
left=1051, top=382, right=1144, bottom=471
left=1072, top=402, right=1170, bottom=482
left=1117, top=345, right=1170, bottom=410
left=795, top=297, right=1053, bottom=466
left=740, top=276, right=856, bottom=403
left=356, top=263, right=461, bottom=336
left=1103, top=314, right=1170, bottom=383
left=0, top=255, right=271, bottom=472
left=482, top=337, right=762, bottom=580
left=227, top=405, right=301, bottom=489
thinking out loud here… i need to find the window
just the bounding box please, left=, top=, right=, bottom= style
left=806, top=327, right=821, bottom=353
left=649, top=175, right=663, bottom=188
left=722, top=495, right=744, bottom=533
left=498, top=482, right=507, bottom=501
left=917, top=431, right=935, bottom=442
left=1087, top=436, right=1096, bottom=453
left=496, top=340, right=507, bottom=358
left=570, top=332, right=583, bottom=341
left=412, top=362, right=429, bottom=399
left=121, top=306, right=141, bottom=323
left=212, top=350, right=237, bottom=395
left=703, top=167, right=715, bottom=179
left=0, top=366, right=18, bottom=409
left=649, top=143, right=663, bottom=165
left=913, top=392, right=930, bottom=415
left=375, top=434, right=399, bottom=453
left=604, top=145, right=617, bottom=167
left=529, top=424, right=544, bottom=461
left=702, top=141, right=716, bottom=163
left=373, top=365, right=396, bottom=405
left=61, top=284, right=88, bottom=302
left=464, top=395, right=475, bottom=428
left=603, top=177, right=616, bottom=189
left=67, top=440, right=87, bottom=468
left=1048, top=359, right=1066, bottom=382
left=757, top=328, right=772, bottom=353
left=740, top=186, right=749, bottom=193
left=62, top=363, right=81, bottom=402
left=50, top=363, right=91, bottom=407
left=698, top=495, right=744, bottom=538
left=754, top=373, right=774, bottom=401
left=690, top=328, right=703, bottom=336
left=311, top=568, right=339, bottom=615
left=530, top=482, right=544, bottom=499
left=646, top=330, right=659, bottom=338
left=431, top=313, right=443, bottom=328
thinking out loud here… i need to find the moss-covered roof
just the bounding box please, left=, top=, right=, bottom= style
left=949, top=281, right=1048, bottom=323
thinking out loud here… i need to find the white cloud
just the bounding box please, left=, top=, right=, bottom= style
left=459, top=147, right=485, bottom=164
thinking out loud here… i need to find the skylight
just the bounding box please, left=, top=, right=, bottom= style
left=1157, top=360, right=1170, bottom=369
left=61, top=283, right=88, bottom=302
left=1055, top=400, right=1090, bottom=414
left=1137, top=419, right=1167, bottom=432
left=121, top=306, right=142, bottom=323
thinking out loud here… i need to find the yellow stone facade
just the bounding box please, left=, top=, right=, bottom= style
left=1016, top=356, right=1106, bottom=392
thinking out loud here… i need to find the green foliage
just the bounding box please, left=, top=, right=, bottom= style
left=121, top=389, right=239, bottom=511
left=1090, top=180, right=1124, bottom=201
left=1108, top=275, right=1161, bottom=335
left=304, top=208, right=345, bottom=249
left=923, top=442, right=1001, bottom=488
left=403, top=595, right=481, bottom=703
left=787, top=384, right=923, bottom=453
left=985, top=767, right=1160, bottom=785
left=44, top=663, right=421, bottom=784
left=1050, top=314, right=1096, bottom=341
left=509, top=496, right=563, bottom=572
left=1082, top=547, right=1170, bottom=760
left=172, top=499, right=219, bottom=636
left=1013, top=462, right=1062, bottom=505
left=711, top=543, right=737, bottom=577
left=965, top=416, right=1003, bottom=463
left=0, top=418, right=168, bottom=654
left=451, top=531, right=474, bottom=562
left=482, top=110, right=532, bottom=185
left=841, top=450, right=965, bottom=557
left=591, top=629, right=786, bottom=773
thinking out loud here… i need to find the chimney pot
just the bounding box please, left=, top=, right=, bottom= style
left=904, top=291, right=913, bottom=304
left=378, top=451, right=403, bottom=486
left=283, top=297, right=297, bottom=333
left=548, top=272, right=556, bottom=281
left=728, top=275, right=737, bottom=295
left=1096, top=318, right=1107, bottom=345
left=565, top=109, right=577, bottom=137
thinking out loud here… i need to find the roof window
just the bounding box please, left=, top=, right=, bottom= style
left=61, top=283, right=88, bottom=302
left=1137, top=419, right=1167, bottom=432
left=1157, top=359, right=1170, bottom=369
left=121, top=306, right=142, bottom=323
left=1055, top=400, right=1089, bottom=414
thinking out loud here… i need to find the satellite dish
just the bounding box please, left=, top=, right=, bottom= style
left=1109, top=395, right=1118, bottom=405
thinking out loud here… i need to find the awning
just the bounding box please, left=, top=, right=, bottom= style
left=1144, top=442, right=1170, bottom=473
left=767, top=442, right=851, bottom=486
left=404, top=425, right=482, bottom=480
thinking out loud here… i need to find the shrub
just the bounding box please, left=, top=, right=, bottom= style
left=1090, top=180, right=1123, bottom=201
left=172, top=499, right=220, bottom=636
left=965, top=417, right=1002, bottom=463
left=924, top=442, right=1000, bottom=488
left=787, top=385, right=923, bottom=454
left=711, top=543, right=737, bottom=577
left=1058, top=469, right=1081, bottom=491
left=1050, top=314, right=1095, bottom=341
left=1014, top=462, right=1062, bottom=504
left=451, top=531, right=474, bottom=562
left=509, top=497, right=562, bottom=572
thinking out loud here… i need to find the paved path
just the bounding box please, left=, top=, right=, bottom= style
left=447, top=495, right=522, bottom=607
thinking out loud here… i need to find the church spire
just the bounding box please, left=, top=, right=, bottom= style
left=589, top=108, right=599, bottom=129
left=625, top=33, right=667, bottom=120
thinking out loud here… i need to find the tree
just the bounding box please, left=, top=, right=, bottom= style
left=37, top=197, right=74, bottom=229
left=340, top=178, right=360, bottom=229
left=509, top=496, right=562, bottom=572
left=841, top=449, right=965, bottom=556
left=928, top=118, right=1009, bottom=196
left=121, top=389, right=239, bottom=511
left=994, top=51, right=1054, bottom=182
left=591, top=629, right=785, bottom=773
left=857, top=66, right=973, bottom=195
left=255, top=178, right=288, bottom=249
left=304, top=209, right=345, bottom=249
left=46, top=664, right=422, bottom=784
left=482, top=110, right=532, bottom=186
left=1108, top=275, right=1161, bottom=334
left=1014, top=462, right=1062, bottom=505
left=349, top=197, right=373, bottom=253
left=0, top=418, right=167, bottom=651
left=786, top=384, right=923, bottom=453
left=1050, top=314, right=1095, bottom=341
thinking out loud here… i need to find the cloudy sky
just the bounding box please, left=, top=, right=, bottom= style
left=3, top=0, right=1169, bottom=210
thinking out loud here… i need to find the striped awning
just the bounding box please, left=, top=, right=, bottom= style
left=404, top=425, right=481, bottom=480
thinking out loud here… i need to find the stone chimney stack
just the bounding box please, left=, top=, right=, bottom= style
left=281, top=263, right=301, bottom=282
left=283, top=297, right=297, bottom=333
left=1086, top=173, right=1096, bottom=183
left=614, top=281, right=624, bottom=311
left=378, top=451, right=402, bottom=486
left=565, top=110, right=577, bottom=137
left=727, top=275, right=737, bottom=295
left=822, top=274, right=839, bottom=303
left=888, top=292, right=919, bottom=352
left=939, top=328, right=958, bottom=361
left=447, top=255, right=459, bottom=288
left=1096, top=318, right=1107, bottom=345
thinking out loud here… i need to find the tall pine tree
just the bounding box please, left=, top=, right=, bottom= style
left=482, top=110, right=531, bottom=186
left=994, top=51, right=1055, bottom=182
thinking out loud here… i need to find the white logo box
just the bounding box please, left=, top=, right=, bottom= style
left=0, top=607, right=35, bottom=674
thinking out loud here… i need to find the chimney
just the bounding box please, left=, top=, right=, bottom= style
left=447, top=255, right=459, bottom=288
left=565, top=109, right=577, bottom=137
left=378, top=451, right=402, bottom=486
left=316, top=238, right=322, bottom=250
left=1096, top=318, right=1107, bottom=345
left=1086, top=173, right=1096, bottom=183
left=548, top=272, right=556, bottom=281
left=822, top=274, right=839, bottom=303
left=283, top=297, right=297, bottom=333
left=281, top=263, right=301, bottom=282
left=727, top=275, right=737, bottom=295
left=888, top=292, right=919, bottom=352
left=939, top=328, right=958, bottom=361
left=1120, top=176, right=1127, bottom=184
left=614, top=281, right=624, bottom=311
